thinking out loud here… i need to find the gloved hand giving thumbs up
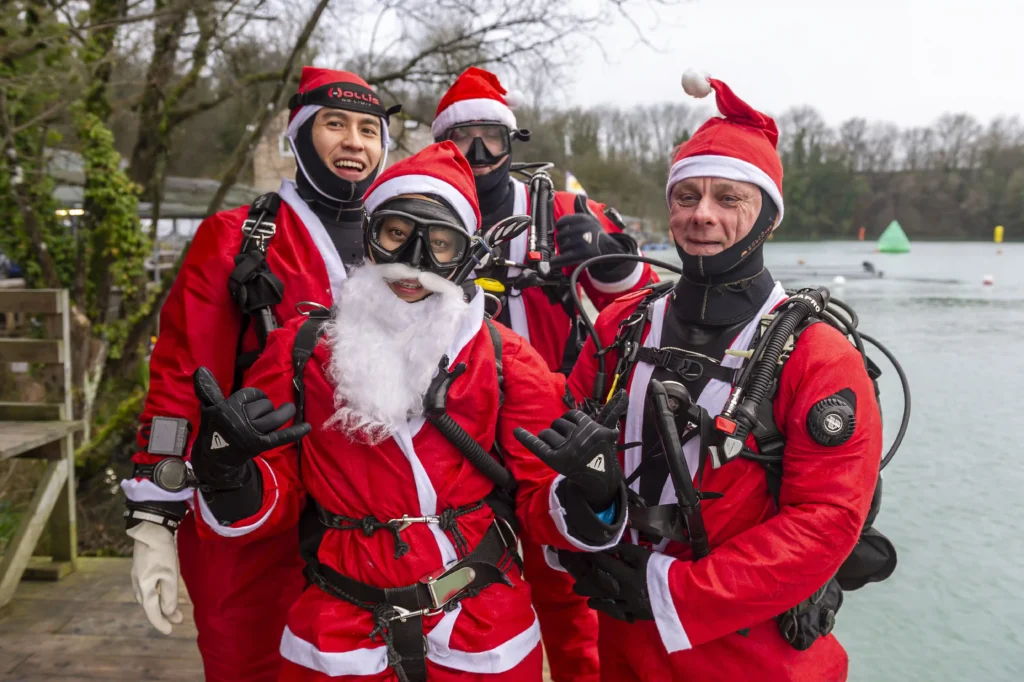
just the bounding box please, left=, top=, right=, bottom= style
left=515, top=391, right=629, bottom=546
left=190, top=366, right=310, bottom=490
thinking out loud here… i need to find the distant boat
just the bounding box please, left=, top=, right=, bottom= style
left=878, top=220, right=911, bottom=254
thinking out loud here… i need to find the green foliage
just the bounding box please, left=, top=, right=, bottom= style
left=0, top=1, right=76, bottom=286
left=74, top=104, right=150, bottom=345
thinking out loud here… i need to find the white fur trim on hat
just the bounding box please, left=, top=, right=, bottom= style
left=666, top=154, right=785, bottom=227
left=431, top=98, right=517, bottom=139
left=364, top=174, right=478, bottom=234
left=681, top=70, right=712, bottom=98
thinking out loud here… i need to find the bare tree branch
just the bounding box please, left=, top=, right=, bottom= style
left=168, top=69, right=281, bottom=124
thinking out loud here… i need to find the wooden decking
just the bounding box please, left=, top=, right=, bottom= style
left=0, top=558, right=555, bottom=681
left=0, top=558, right=202, bottom=681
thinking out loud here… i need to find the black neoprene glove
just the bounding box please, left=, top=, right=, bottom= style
left=190, top=366, right=310, bottom=490
left=560, top=542, right=655, bottom=623
left=551, top=213, right=625, bottom=271
left=513, top=390, right=628, bottom=509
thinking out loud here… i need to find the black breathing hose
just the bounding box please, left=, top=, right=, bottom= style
left=648, top=380, right=710, bottom=560
left=567, top=253, right=683, bottom=352
left=724, top=289, right=830, bottom=448
left=859, top=332, right=911, bottom=470
left=425, top=413, right=516, bottom=492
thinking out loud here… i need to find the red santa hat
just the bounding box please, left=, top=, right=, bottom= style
left=667, top=71, right=784, bottom=225
left=286, top=66, right=397, bottom=166
left=431, top=67, right=522, bottom=140
left=363, top=141, right=481, bottom=234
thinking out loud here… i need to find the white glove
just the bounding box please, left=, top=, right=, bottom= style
left=128, top=521, right=184, bottom=635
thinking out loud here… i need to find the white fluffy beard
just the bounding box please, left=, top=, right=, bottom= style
left=323, top=262, right=469, bottom=445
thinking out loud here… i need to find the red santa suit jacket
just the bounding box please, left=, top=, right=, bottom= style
left=504, top=179, right=655, bottom=372
left=121, top=179, right=347, bottom=682
left=565, top=285, right=882, bottom=682
left=192, top=291, right=625, bottom=679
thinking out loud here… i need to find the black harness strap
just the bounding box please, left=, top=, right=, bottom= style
left=230, top=192, right=285, bottom=391
left=305, top=520, right=519, bottom=682
left=634, top=346, right=739, bottom=385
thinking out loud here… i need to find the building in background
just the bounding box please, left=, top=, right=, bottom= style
left=252, top=111, right=434, bottom=193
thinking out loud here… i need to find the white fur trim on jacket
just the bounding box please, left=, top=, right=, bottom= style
left=278, top=179, right=347, bottom=299
left=648, top=551, right=692, bottom=653
left=196, top=457, right=278, bottom=538
left=280, top=611, right=541, bottom=676
left=666, top=154, right=785, bottom=226
left=431, top=98, right=517, bottom=139
left=547, top=474, right=627, bottom=551
left=587, top=261, right=646, bottom=294
left=364, top=174, right=479, bottom=235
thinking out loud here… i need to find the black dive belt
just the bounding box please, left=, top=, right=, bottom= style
left=305, top=520, right=520, bottom=682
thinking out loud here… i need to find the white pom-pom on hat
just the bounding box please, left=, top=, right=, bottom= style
left=503, top=90, right=523, bottom=109
left=681, top=70, right=711, bottom=98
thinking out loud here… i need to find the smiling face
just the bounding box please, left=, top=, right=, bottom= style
left=668, top=177, right=763, bottom=256
left=311, top=108, right=383, bottom=183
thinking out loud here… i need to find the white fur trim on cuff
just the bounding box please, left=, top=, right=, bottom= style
left=280, top=626, right=388, bottom=676
left=431, top=98, right=517, bottom=139
left=195, top=457, right=278, bottom=538
left=548, top=474, right=627, bottom=551
left=648, top=551, right=692, bottom=653
left=666, top=154, right=784, bottom=226
left=587, top=261, right=645, bottom=294
left=121, top=477, right=193, bottom=503
left=364, top=174, right=478, bottom=234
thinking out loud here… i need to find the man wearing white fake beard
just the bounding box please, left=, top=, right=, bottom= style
left=181, top=142, right=631, bottom=682
left=323, top=261, right=470, bottom=445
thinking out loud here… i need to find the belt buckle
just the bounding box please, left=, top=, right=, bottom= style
left=420, top=565, right=477, bottom=610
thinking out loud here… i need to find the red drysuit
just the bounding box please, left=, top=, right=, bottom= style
left=503, top=178, right=654, bottom=682
left=123, top=179, right=347, bottom=682
left=192, top=296, right=625, bottom=680
left=565, top=284, right=882, bottom=682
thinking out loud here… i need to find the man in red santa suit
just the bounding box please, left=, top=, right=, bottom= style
left=431, top=66, right=657, bottom=682
left=184, top=141, right=631, bottom=682
left=121, top=67, right=400, bottom=681
left=517, top=72, right=884, bottom=682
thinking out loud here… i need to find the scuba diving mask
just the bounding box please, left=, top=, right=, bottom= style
left=365, top=197, right=472, bottom=278
left=439, top=123, right=531, bottom=167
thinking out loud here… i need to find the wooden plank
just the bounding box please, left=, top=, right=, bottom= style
left=46, top=433, right=77, bottom=565
left=0, top=339, right=63, bottom=364
left=0, top=403, right=64, bottom=421
left=0, top=290, right=62, bottom=314
left=56, top=602, right=198, bottom=641
left=0, top=652, right=28, bottom=674
left=4, top=653, right=204, bottom=680
left=0, top=459, right=67, bottom=608
left=0, top=422, right=83, bottom=461
left=0, top=633, right=199, bottom=662
left=21, top=560, right=74, bottom=582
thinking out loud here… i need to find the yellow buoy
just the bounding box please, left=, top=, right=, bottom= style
left=994, top=225, right=1004, bottom=243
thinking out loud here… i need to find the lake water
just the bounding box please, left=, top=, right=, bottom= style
left=651, top=241, right=1024, bottom=682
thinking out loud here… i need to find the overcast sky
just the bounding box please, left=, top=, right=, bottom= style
left=560, top=0, right=1024, bottom=127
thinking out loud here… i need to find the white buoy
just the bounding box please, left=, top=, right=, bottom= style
left=832, top=275, right=847, bottom=286
left=982, top=274, right=994, bottom=286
